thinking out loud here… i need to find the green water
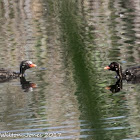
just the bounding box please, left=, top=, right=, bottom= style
left=0, top=0, right=139, bottom=139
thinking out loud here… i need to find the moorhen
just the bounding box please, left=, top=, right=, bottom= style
left=104, top=62, right=140, bottom=82
left=0, top=60, right=36, bottom=82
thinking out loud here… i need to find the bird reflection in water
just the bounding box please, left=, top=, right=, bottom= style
left=105, top=79, right=122, bottom=93
left=20, top=77, right=37, bottom=92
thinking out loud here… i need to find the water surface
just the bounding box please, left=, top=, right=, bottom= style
left=0, top=0, right=139, bottom=139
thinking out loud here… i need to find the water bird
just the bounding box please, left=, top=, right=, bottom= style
left=104, top=62, right=140, bottom=82
left=0, top=60, right=36, bottom=82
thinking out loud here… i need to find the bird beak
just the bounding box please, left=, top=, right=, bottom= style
left=104, top=66, right=110, bottom=70
left=29, top=64, right=37, bottom=68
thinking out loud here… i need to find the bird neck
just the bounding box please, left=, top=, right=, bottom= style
left=116, top=65, right=123, bottom=79
left=20, top=67, right=25, bottom=77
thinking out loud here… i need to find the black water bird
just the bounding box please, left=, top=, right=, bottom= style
left=0, top=60, right=36, bottom=82
left=104, top=62, right=140, bottom=83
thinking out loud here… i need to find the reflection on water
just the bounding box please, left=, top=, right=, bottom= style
left=0, top=0, right=139, bottom=139
left=106, top=79, right=123, bottom=93
left=20, top=77, right=37, bottom=92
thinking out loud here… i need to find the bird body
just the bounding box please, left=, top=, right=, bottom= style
left=122, top=66, right=140, bottom=82
left=104, top=62, right=140, bottom=83
left=0, top=60, right=36, bottom=82
left=0, top=69, right=18, bottom=82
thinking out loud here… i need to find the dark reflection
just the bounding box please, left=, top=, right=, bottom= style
left=60, top=1, right=106, bottom=139
left=106, top=76, right=140, bottom=93
left=20, top=77, right=37, bottom=92
left=106, top=79, right=122, bottom=93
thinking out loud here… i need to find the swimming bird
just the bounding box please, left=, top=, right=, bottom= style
left=0, top=60, right=36, bottom=82
left=104, top=62, right=140, bottom=83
